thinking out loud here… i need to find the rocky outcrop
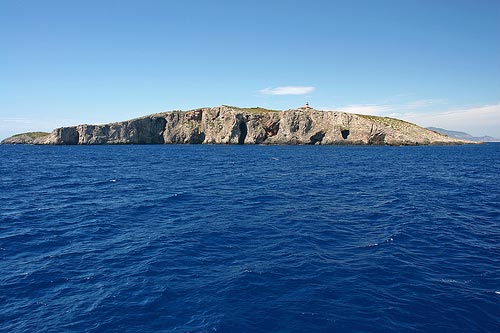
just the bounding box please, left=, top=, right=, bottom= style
left=1, top=132, right=50, bottom=144
left=1, top=106, right=474, bottom=145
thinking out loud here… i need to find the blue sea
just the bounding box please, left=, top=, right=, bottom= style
left=1, top=144, right=499, bottom=332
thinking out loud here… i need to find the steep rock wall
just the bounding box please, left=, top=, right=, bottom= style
left=2, top=106, right=472, bottom=145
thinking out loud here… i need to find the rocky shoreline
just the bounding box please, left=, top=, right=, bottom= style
left=1, top=106, right=474, bottom=145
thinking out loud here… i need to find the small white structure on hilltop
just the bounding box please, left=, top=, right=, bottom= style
left=298, top=102, right=312, bottom=110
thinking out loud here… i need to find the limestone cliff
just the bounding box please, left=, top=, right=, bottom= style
left=1, top=106, right=473, bottom=145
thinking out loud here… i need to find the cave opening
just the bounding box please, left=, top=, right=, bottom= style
left=341, top=129, right=350, bottom=139
left=238, top=121, right=247, bottom=144
left=309, top=131, right=325, bottom=145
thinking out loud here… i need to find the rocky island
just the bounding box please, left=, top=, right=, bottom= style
left=1, top=105, right=473, bottom=145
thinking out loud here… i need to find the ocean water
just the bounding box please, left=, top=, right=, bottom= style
left=0, top=143, right=499, bottom=332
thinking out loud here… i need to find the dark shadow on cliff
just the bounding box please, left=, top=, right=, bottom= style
left=309, top=131, right=325, bottom=144
left=189, top=132, right=205, bottom=144
left=341, top=129, right=350, bottom=140
left=238, top=121, right=247, bottom=144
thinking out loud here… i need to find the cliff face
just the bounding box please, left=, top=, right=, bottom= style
left=1, top=106, right=472, bottom=145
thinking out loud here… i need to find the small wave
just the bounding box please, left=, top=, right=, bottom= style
left=366, top=236, right=394, bottom=248
left=167, top=192, right=186, bottom=200
left=432, top=278, right=471, bottom=285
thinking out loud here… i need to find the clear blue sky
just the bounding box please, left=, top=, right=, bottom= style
left=1, top=0, right=499, bottom=139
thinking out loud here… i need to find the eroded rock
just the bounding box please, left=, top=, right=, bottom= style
left=2, top=106, right=474, bottom=146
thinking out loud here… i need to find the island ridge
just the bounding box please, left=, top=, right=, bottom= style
left=1, top=105, right=474, bottom=145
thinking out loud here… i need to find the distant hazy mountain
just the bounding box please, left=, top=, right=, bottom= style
left=427, top=127, right=500, bottom=142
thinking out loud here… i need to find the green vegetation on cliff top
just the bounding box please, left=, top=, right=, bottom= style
left=224, top=106, right=280, bottom=114
left=357, top=114, right=416, bottom=130
left=12, top=132, right=49, bottom=139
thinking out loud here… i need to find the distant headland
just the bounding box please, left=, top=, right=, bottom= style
left=1, top=105, right=475, bottom=145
